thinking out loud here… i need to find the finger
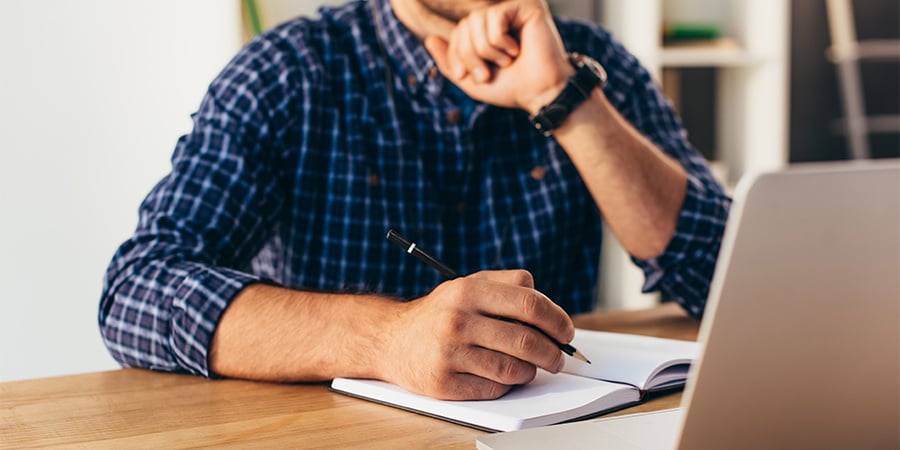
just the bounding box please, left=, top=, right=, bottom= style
left=427, top=33, right=468, bottom=82
left=425, top=36, right=481, bottom=99
left=470, top=269, right=534, bottom=289
left=431, top=373, right=513, bottom=401
left=424, top=35, right=452, bottom=77
left=446, top=24, right=471, bottom=80
left=486, top=7, right=519, bottom=59
left=467, top=10, right=513, bottom=68
left=464, top=277, right=575, bottom=345
left=464, top=314, right=565, bottom=374
left=454, top=17, right=492, bottom=83
left=452, top=345, right=538, bottom=386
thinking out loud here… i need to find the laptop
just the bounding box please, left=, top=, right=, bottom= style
left=478, top=160, right=900, bottom=450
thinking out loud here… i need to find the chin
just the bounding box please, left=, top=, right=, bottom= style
left=419, top=0, right=504, bottom=22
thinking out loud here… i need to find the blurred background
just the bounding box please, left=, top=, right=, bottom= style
left=0, top=0, right=896, bottom=382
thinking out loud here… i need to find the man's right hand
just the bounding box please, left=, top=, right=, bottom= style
left=210, top=269, right=574, bottom=401
left=378, top=269, right=575, bottom=400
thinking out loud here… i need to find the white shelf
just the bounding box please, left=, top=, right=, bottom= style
left=660, top=46, right=764, bottom=67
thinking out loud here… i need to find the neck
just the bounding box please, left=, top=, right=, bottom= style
left=390, top=0, right=455, bottom=41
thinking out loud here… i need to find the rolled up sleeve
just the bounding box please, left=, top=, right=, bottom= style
left=98, top=35, right=308, bottom=375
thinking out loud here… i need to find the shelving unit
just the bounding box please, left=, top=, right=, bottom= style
left=602, top=0, right=789, bottom=184
left=595, top=0, right=790, bottom=310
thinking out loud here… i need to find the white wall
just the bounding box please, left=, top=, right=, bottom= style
left=0, top=1, right=241, bottom=382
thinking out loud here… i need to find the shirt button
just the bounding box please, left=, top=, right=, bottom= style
left=447, top=109, right=463, bottom=125
left=407, top=75, right=418, bottom=88
left=457, top=201, right=467, bottom=215
left=368, top=173, right=380, bottom=187
left=427, top=66, right=439, bottom=79
left=530, top=165, right=547, bottom=181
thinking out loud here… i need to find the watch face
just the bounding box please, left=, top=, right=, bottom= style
left=576, top=54, right=607, bottom=87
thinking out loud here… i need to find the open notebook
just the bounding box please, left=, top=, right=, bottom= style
left=330, top=330, right=698, bottom=432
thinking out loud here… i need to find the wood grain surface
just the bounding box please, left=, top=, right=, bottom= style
left=1, top=304, right=698, bottom=449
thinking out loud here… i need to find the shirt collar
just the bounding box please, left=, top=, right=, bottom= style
left=370, top=0, right=440, bottom=94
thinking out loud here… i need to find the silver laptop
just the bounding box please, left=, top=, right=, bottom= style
left=478, top=160, right=900, bottom=450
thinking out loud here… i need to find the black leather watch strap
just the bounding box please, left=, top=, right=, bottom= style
left=530, top=53, right=607, bottom=135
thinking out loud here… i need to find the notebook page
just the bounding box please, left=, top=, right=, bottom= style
left=562, top=330, right=700, bottom=389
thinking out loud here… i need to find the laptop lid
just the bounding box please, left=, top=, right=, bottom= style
left=677, top=159, right=900, bottom=449
left=477, top=160, right=900, bottom=450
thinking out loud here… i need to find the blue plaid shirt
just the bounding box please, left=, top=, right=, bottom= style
left=99, top=0, right=730, bottom=377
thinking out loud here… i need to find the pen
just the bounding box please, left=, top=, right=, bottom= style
left=386, top=229, right=591, bottom=364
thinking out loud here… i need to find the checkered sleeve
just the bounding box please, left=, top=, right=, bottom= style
left=581, top=25, right=732, bottom=319
left=98, top=35, right=311, bottom=376
left=619, top=58, right=731, bottom=319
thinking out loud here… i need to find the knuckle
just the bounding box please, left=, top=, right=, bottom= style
left=451, top=279, right=476, bottom=306
left=434, top=309, right=467, bottom=341
left=518, top=291, right=540, bottom=318
left=485, top=382, right=509, bottom=400
left=434, top=347, right=455, bottom=368
left=444, top=311, right=468, bottom=337
left=511, top=269, right=534, bottom=287
left=432, top=372, right=455, bottom=395
left=515, top=331, right=538, bottom=354
left=474, top=40, right=492, bottom=56
left=499, top=359, right=519, bottom=381
left=441, top=278, right=468, bottom=303
left=499, top=359, right=535, bottom=384
left=469, top=270, right=491, bottom=280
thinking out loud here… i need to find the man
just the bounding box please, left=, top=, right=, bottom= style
left=99, top=0, right=730, bottom=401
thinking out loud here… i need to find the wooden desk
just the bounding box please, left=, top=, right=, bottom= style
left=0, top=303, right=698, bottom=449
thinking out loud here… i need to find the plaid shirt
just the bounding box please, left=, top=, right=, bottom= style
left=99, top=0, right=730, bottom=377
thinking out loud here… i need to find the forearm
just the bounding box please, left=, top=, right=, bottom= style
left=420, top=0, right=687, bottom=260
left=550, top=89, right=688, bottom=260
left=209, top=283, right=404, bottom=382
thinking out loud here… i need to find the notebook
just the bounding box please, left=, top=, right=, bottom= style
left=478, top=160, right=900, bottom=449
left=331, top=331, right=698, bottom=432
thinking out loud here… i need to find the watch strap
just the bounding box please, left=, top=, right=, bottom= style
left=530, top=53, right=607, bottom=135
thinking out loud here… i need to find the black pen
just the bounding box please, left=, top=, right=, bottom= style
left=386, top=229, right=591, bottom=364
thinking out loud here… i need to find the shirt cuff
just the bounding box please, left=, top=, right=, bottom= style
left=633, top=175, right=730, bottom=316
left=169, top=265, right=265, bottom=378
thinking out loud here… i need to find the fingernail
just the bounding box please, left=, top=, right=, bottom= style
left=497, top=55, right=512, bottom=67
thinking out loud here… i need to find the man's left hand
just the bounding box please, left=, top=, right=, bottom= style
left=424, top=0, right=575, bottom=115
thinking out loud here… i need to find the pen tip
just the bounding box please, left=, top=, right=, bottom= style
left=573, top=350, right=591, bottom=364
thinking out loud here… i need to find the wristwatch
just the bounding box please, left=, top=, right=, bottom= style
left=529, top=52, right=608, bottom=135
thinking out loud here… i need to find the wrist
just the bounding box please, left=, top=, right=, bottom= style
left=371, top=297, right=414, bottom=383
left=528, top=53, right=608, bottom=135
left=524, top=62, right=576, bottom=116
